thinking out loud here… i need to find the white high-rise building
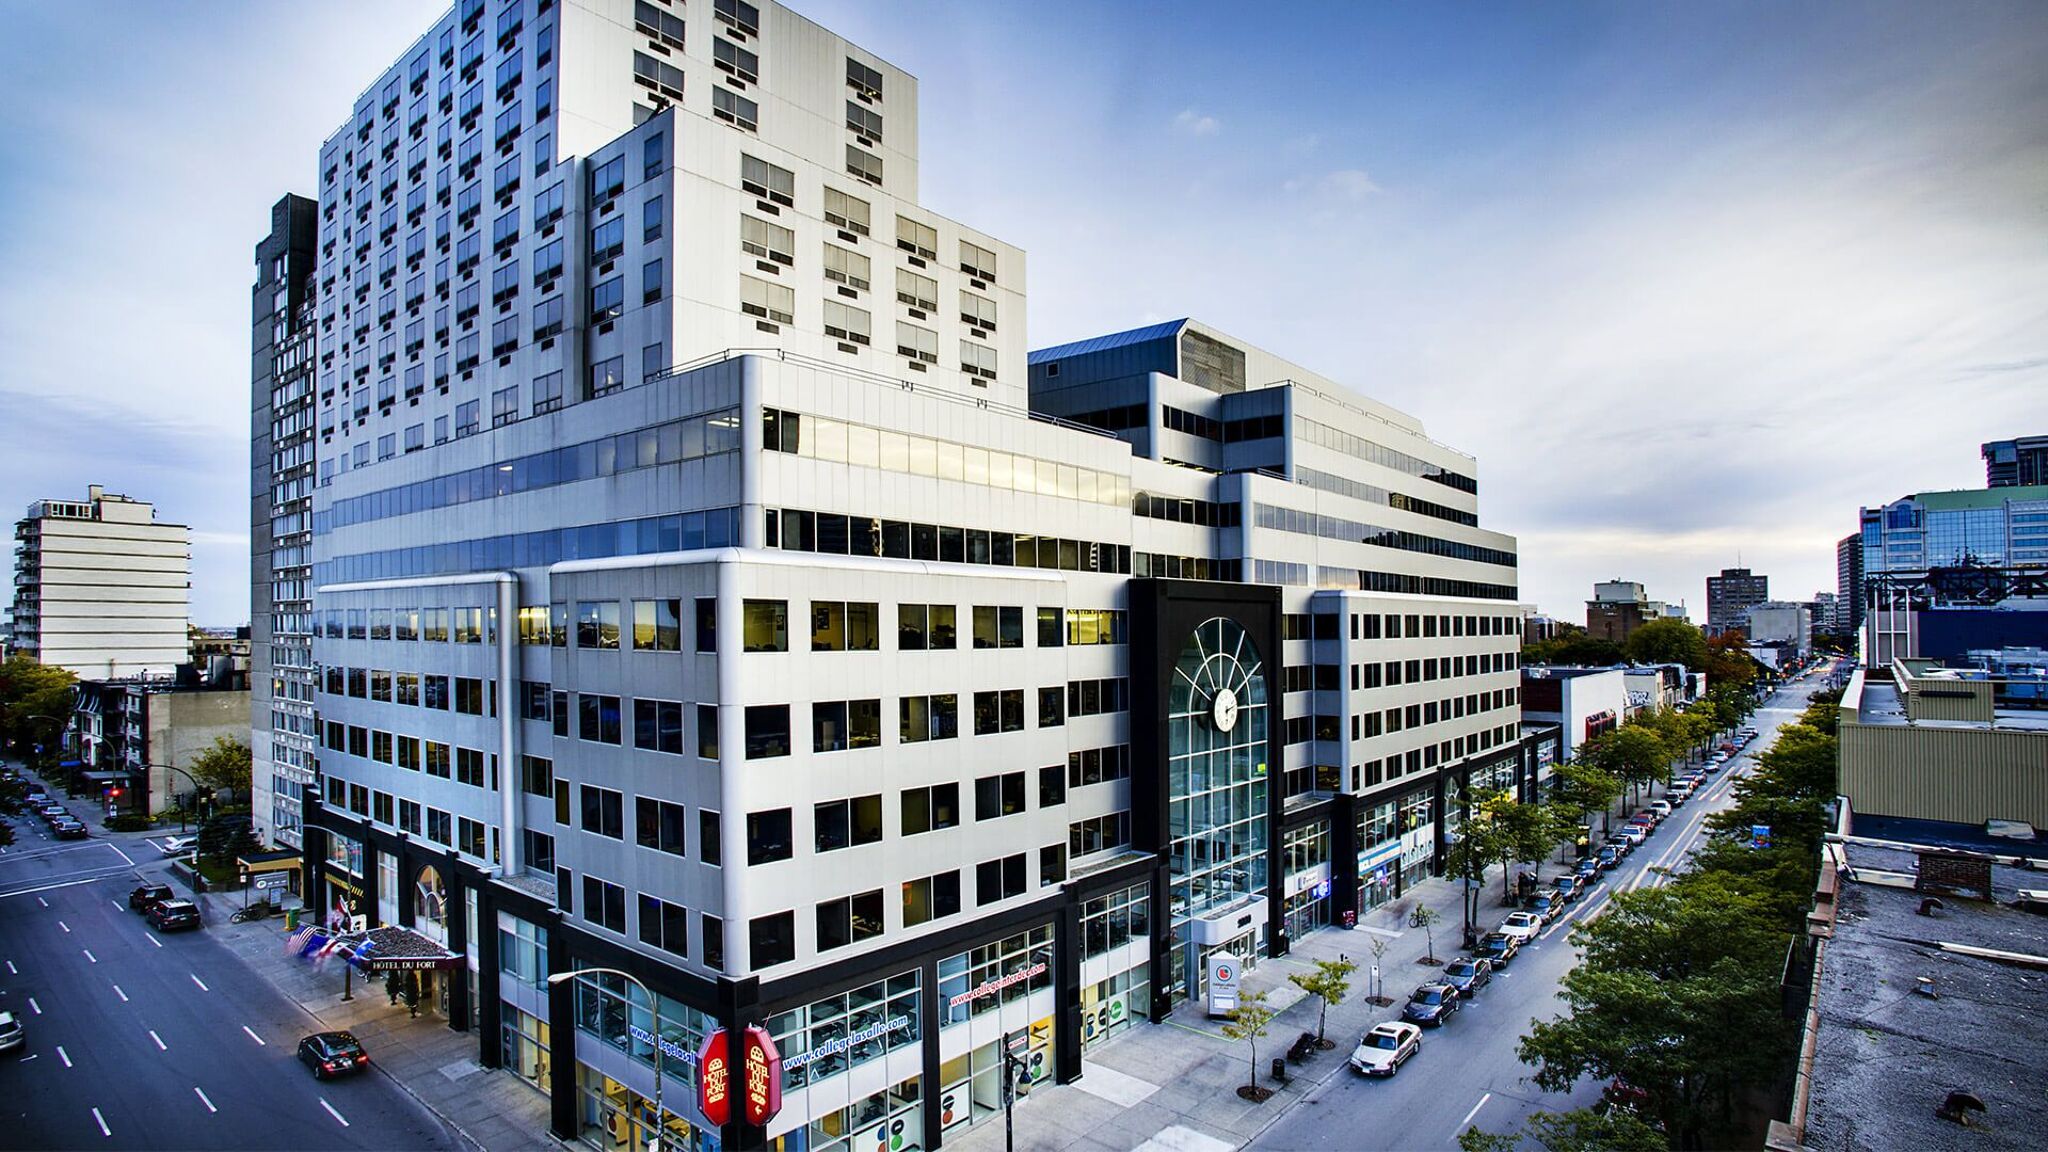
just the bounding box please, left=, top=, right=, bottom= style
left=278, top=3, right=1528, bottom=1148
left=10, top=485, right=189, bottom=679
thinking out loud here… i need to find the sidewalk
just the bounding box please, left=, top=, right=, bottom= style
left=194, top=888, right=560, bottom=1152
left=944, top=869, right=1502, bottom=1152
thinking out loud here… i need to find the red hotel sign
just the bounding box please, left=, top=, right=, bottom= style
left=698, top=1029, right=731, bottom=1126
left=741, top=1024, right=783, bottom=1126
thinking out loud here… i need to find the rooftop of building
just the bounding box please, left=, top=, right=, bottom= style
left=1869, top=483, right=2048, bottom=512
left=1802, top=833, right=2048, bottom=1152
left=1849, top=667, right=2048, bottom=732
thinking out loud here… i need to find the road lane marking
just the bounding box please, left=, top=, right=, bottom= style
left=146, top=933, right=162, bottom=948
left=60, top=921, right=70, bottom=933
left=83, top=949, right=97, bottom=964
left=320, top=1098, right=350, bottom=1127
left=28, top=997, right=41, bottom=1015
left=5, top=960, right=14, bottom=974
left=112, top=984, right=128, bottom=1002
left=150, top=1030, right=167, bottom=1051
left=4, top=869, right=136, bottom=900
left=58, top=1046, right=73, bottom=1067
left=194, top=1086, right=217, bottom=1113
left=37, top=897, right=48, bottom=907
left=191, top=973, right=209, bottom=992
left=1458, top=1092, right=1493, bottom=1132
left=111, top=900, right=123, bottom=910
left=243, top=1025, right=266, bottom=1046
left=93, top=1107, right=111, bottom=1137
left=108, top=842, right=135, bottom=866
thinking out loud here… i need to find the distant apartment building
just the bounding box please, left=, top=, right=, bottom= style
left=70, top=670, right=250, bottom=817
left=1744, top=600, right=1812, bottom=661
left=1705, top=566, right=1768, bottom=635
left=251, top=193, right=322, bottom=851
left=9, top=486, right=190, bottom=678
left=1585, top=580, right=1647, bottom=644
left=1981, top=434, right=2048, bottom=488
left=270, top=2, right=1529, bottom=1147
left=1835, top=533, right=1864, bottom=639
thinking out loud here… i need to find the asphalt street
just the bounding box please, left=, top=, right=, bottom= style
left=1251, top=669, right=1831, bottom=1150
left=0, top=786, right=460, bottom=1151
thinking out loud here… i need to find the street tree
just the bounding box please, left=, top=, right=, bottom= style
left=0, top=655, right=77, bottom=767
left=1589, top=724, right=1668, bottom=806
left=1623, top=617, right=1709, bottom=671
left=1408, top=903, right=1443, bottom=964
left=1459, top=1107, right=1667, bottom=1152
left=1288, top=956, right=1357, bottom=1047
left=1551, top=759, right=1622, bottom=835
left=1367, top=936, right=1392, bottom=1004
left=1221, top=989, right=1277, bottom=1101
left=187, top=735, right=254, bottom=800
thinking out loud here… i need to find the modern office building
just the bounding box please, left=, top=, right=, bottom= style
left=1857, top=485, right=2048, bottom=575
left=252, top=194, right=323, bottom=849
left=1743, top=600, right=1812, bottom=660
left=277, top=3, right=1524, bottom=1149
left=1981, top=434, right=2048, bottom=489
left=10, top=486, right=190, bottom=678
left=1705, top=566, right=1768, bottom=636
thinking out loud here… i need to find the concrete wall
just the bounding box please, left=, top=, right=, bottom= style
left=147, top=690, right=252, bottom=816
left=1839, top=716, right=2048, bottom=829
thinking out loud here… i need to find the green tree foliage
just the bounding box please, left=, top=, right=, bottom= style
left=0, top=654, right=78, bottom=766
left=1587, top=724, right=1670, bottom=804
left=1623, top=618, right=1710, bottom=671
left=1288, top=956, right=1357, bottom=1045
left=1552, top=759, right=1623, bottom=834
left=1220, top=989, right=1276, bottom=1094
left=1525, top=625, right=1626, bottom=668
left=186, top=734, right=254, bottom=798
left=1704, top=633, right=1762, bottom=694
left=197, top=812, right=260, bottom=864
left=1460, top=1107, right=1668, bottom=1152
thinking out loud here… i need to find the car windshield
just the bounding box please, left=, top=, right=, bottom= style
left=1447, top=962, right=1474, bottom=977
left=1365, top=1032, right=1398, bottom=1049
left=1414, top=988, right=1444, bottom=1004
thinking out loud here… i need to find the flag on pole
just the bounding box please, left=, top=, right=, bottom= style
left=285, top=923, right=317, bottom=957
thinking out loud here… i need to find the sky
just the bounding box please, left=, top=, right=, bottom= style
left=2, top=1, right=2043, bottom=627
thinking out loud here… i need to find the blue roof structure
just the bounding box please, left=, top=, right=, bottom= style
left=1028, top=319, right=1188, bottom=365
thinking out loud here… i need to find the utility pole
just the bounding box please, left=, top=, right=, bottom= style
left=1002, top=1031, right=1030, bottom=1152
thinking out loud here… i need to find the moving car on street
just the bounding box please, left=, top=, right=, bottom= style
left=0, top=1010, right=22, bottom=1054
left=297, top=1031, right=370, bottom=1080
left=1442, top=957, right=1492, bottom=997
left=1349, top=1021, right=1422, bottom=1077
left=1403, top=983, right=1461, bottom=1027
left=149, top=899, right=202, bottom=932
left=52, top=818, right=88, bottom=839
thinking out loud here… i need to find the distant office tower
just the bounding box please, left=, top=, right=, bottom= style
left=1837, top=533, right=1864, bottom=636
left=1982, top=435, right=2048, bottom=488
left=10, top=486, right=189, bottom=678
left=1859, top=487, right=2048, bottom=573
left=250, top=194, right=321, bottom=849
left=1706, top=567, right=1768, bottom=635
left=269, top=2, right=1528, bottom=1148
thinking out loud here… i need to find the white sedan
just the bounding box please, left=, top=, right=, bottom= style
left=1349, top=1020, right=1422, bottom=1077
left=1499, top=911, right=1544, bottom=942
left=159, top=835, right=199, bottom=855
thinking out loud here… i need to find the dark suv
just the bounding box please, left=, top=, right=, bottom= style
left=130, top=884, right=176, bottom=913
left=149, top=900, right=202, bottom=932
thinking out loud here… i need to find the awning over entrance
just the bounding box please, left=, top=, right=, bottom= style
left=236, top=850, right=301, bottom=876
left=346, top=925, right=463, bottom=972
left=81, top=770, right=133, bottom=782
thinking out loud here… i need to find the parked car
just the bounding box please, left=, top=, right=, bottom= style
left=37, top=804, right=67, bottom=822
left=52, top=818, right=88, bottom=839
left=1554, top=875, right=1581, bottom=901
left=1477, top=931, right=1521, bottom=967
left=1615, top=826, right=1648, bottom=848
left=130, top=884, right=176, bottom=912
left=1349, top=1020, right=1423, bottom=1077
left=1499, top=911, right=1544, bottom=942
left=149, top=899, right=202, bottom=932
left=1528, top=891, right=1561, bottom=922
left=1442, top=957, right=1492, bottom=997
left=1596, top=845, right=1622, bottom=870
left=1403, top=983, right=1461, bottom=1027
left=1649, top=800, right=1673, bottom=820
left=1574, top=857, right=1601, bottom=883
left=297, top=1031, right=370, bottom=1080
left=0, top=1010, right=21, bottom=1054
left=24, top=790, right=47, bottom=805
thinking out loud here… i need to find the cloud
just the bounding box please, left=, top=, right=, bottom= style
left=1172, top=108, right=1220, bottom=137
left=1314, top=168, right=1381, bottom=200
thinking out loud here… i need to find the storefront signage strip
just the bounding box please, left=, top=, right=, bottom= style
left=629, top=1024, right=700, bottom=1066
left=947, top=961, right=1048, bottom=1008
left=782, top=1015, right=912, bottom=1071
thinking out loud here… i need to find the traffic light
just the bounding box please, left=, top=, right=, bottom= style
left=109, top=786, right=123, bottom=800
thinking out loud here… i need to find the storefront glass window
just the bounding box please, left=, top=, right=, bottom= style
left=765, top=970, right=919, bottom=1090
left=577, top=1066, right=712, bottom=1152
left=1080, top=884, right=1149, bottom=958
left=937, top=925, right=1053, bottom=1029
left=572, top=965, right=713, bottom=1090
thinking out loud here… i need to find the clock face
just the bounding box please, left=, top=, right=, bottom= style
left=1211, top=687, right=1240, bottom=733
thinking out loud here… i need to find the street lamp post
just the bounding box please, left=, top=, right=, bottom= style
left=151, top=762, right=206, bottom=831
left=549, top=967, right=671, bottom=1151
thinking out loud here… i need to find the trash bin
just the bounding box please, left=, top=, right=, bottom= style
left=285, top=907, right=302, bottom=931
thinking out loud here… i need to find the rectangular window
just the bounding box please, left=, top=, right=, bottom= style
left=740, top=275, right=794, bottom=324
left=583, top=876, right=626, bottom=933
left=895, top=217, right=937, bottom=261
left=741, top=215, right=795, bottom=264
left=896, top=268, right=938, bottom=312
left=823, top=187, right=870, bottom=236
left=739, top=154, right=794, bottom=205
left=973, top=605, right=1024, bottom=649
left=845, top=145, right=882, bottom=185
left=742, top=599, right=787, bottom=651
left=578, top=693, right=622, bottom=744
left=638, top=893, right=689, bottom=957
left=847, top=57, right=883, bottom=100
left=813, top=794, right=883, bottom=853
left=643, top=195, right=663, bottom=242
left=750, top=910, right=794, bottom=968
left=1038, top=686, right=1066, bottom=727
left=635, top=797, right=688, bottom=856
left=698, top=704, right=719, bottom=759
left=823, top=243, right=870, bottom=290
left=822, top=300, right=871, bottom=345
left=713, top=86, right=759, bottom=131
left=746, top=809, right=792, bottom=864
left=744, top=704, right=790, bottom=759
left=700, top=809, right=723, bottom=865
left=713, top=36, right=759, bottom=83
left=974, top=772, right=1027, bottom=821
left=976, top=854, right=1027, bottom=905
left=895, top=321, right=937, bottom=363
left=631, top=599, right=681, bottom=650
left=633, top=699, right=685, bottom=754
left=845, top=100, right=882, bottom=140
left=960, top=290, right=997, bottom=330
left=960, top=239, right=997, bottom=282
left=902, top=870, right=960, bottom=927
left=816, top=889, right=883, bottom=951
left=590, top=276, right=624, bottom=323
left=576, top=600, right=621, bottom=648
left=580, top=785, right=624, bottom=839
